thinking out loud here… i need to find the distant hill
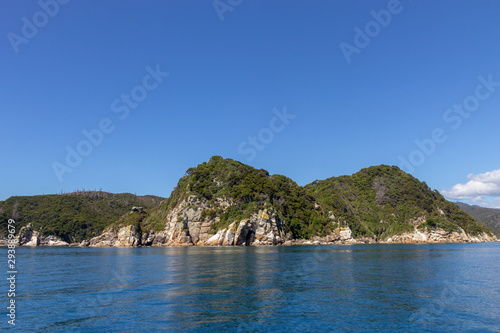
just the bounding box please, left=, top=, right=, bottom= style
left=456, top=202, right=500, bottom=236
left=0, top=191, right=164, bottom=243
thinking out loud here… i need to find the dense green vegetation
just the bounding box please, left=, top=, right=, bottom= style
left=305, top=165, right=492, bottom=238
left=147, top=157, right=493, bottom=240
left=0, top=157, right=494, bottom=242
left=147, top=156, right=329, bottom=238
left=0, top=191, right=163, bottom=242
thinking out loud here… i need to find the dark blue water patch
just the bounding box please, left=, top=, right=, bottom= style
left=1, top=243, right=499, bottom=332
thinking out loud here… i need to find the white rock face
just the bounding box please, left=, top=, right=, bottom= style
left=339, top=228, right=352, bottom=241
left=384, top=227, right=497, bottom=243
left=412, top=230, right=428, bottom=242
left=222, top=223, right=236, bottom=246
left=139, top=195, right=287, bottom=246
left=13, top=223, right=68, bottom=246
left=206, top=229, right=226, bottom=246
left=311, top=227, right=355, bottom=244
left=24, top=234, right=39, bottom=246
left=41, top=236, right=69, bottom=246
left=189, top=209, right=286, bottom=246
left=116, top=225, right=142, bottom=246
left=231, top=209, right=285, bottom=246
left=88, top=225, right=142, bottom=247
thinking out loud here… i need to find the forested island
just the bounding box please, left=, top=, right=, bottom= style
left=1, top=156, right=497, bottom=247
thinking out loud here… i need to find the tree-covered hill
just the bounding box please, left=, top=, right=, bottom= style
left=304, top=165, right=493, bottom=239
left=144, top=157, right=493, bottom=241
left=0, top=191, right=164, bottom=243
left=145, top=156, right=329, bottom=239
left=0, top=158, right=495, bottom=244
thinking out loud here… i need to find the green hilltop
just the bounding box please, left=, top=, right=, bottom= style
left=305, top=165, right=490, bottom=239
left=143, top=155, right=327, bottom=238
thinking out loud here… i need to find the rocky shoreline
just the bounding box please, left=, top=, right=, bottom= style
left=1, top=215, right=496, bottom=248
left=0, top=223, right=70, bottom=247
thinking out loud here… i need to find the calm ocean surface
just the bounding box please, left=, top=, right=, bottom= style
left=4, top=243, right=500, bottom=332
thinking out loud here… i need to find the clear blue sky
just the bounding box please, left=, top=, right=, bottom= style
left=1, top=0, right=500, bottom=207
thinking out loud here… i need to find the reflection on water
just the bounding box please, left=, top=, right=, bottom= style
left=8, top=243, right=500, bottom=332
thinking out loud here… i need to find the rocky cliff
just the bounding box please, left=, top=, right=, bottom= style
left=83, top=217, right=496, bottom=247
left=383, top=228, right=496, bottom=243
left=84, top=200, right=288, bottom=247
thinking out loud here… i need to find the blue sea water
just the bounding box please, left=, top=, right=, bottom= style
left=2, top=243, right=500, bottom=332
